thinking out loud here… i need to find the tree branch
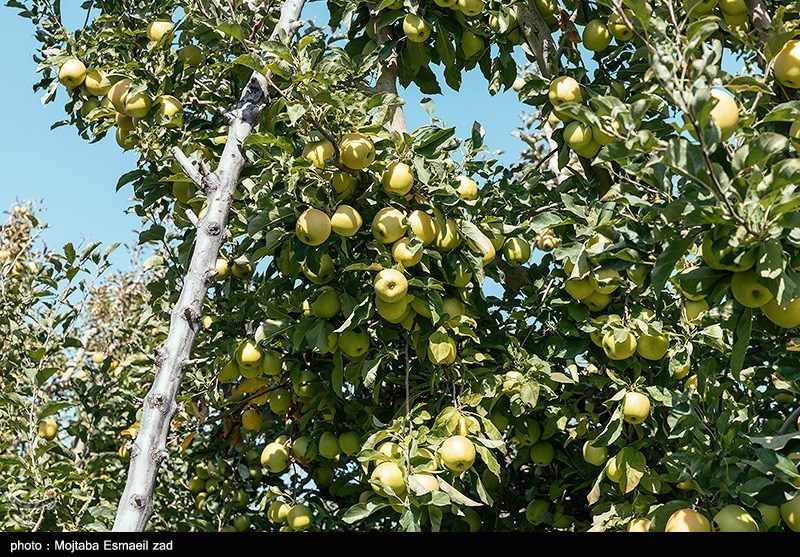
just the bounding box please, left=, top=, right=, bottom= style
left=515, top=1, right=558, bottom=79
left=112, top=0, right=308, bottom=532
left=778, top=404, right=800, bottom=435
left=373, top=19, right=407, bottom=133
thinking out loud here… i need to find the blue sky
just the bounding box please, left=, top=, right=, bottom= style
left=1, top=2, right=530, bottom=268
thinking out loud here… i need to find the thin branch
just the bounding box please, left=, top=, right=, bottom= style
left=515, top=1, right=558, bottom=79
left=170, top=147, right=206, bottom=189
left=778, top=404, right=800, bottom=435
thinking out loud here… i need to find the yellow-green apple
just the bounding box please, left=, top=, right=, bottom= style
left=534, top=0, right=558, bottom=22
left=435, top=218, right=461, bottom=251
left=116, top=112, right=134, bottom=132
left=582, top=441, right=608, bottom=466
left=665, top=508, right=712, bottom=532
left=435, top=0, right=457, bottom=6
left=236, top=340, right=263, bottom=371
left=781, top=494, right=800, bottom=532
left=296, top=208, right=331, bottom=246
left=302, top=253, right=335, bottom=284
left=605, top=453, right=622, bottom=482
left=775, top=40, right=800, bottom=88
left=318, top=431, right=340, bottom=459
left=84, top=69, right=111, bottom=96
left=310, top=287, right=341, bottom=318
left=378, top=442, right=403, bottom=459
left=565, top=278, right=594, bottom=300
left=761, top=297, right=800, bottom=328
left=564, top=121, right=593, bottom=150
left=261, top=441, right=290, bottom=473
left=261, top=350, right=281, bottom=376
left=526, top=500, right=548, bottom=524
left=503, top=236, right=531, bottom=265
left=231, top=260, right=253, bottom=280
left=530, top=441, right=555, bottom=466
left=403, top=14, right=432, bottom=43
left=719, top=0, right=747, bottom=14
left=79, top=97, right=100, bottom=117
left=107, top=78, right=132, bottom=112
left=331, top=170, right=357, bottom=199
left=582, top=19, right=612, bottom=51
left=428, top=335, right=457, bottom=365
left=452, top=259, right=473, bottom=287
left=267, top=501, right=290, bottom=524
left=376, top=296, right=410, bottom=323
left=442, top=296, right=466, bottom=318
left=302, top=139, right=335, bottom=167
left=339, top=133, right=375, bottom=169
left=682, top=298, right=709, bottom=322
left=268, top=388, right=291, bottom=414
left=607, top=12, right=633, bottom=41
left=713, top=505, right=759, bottom=532
left=286, top=504, right=313, bottom=531
left=338, top=328, right=370, bottom=358
left=392, top=237, right=423, bottom=267
left=371, top=461, right=406, bottom=497
left=178, top=44, right=204, bottom=67
left=124, top=91, right=152, bottom=118
left=338, top=431, right=360, bottom=456
left=372, top=207, right=407, bottom=243
left=756, top=503, right=782, bottom=529
left=731, top=269, right=773, bottom=308
left=382, top=161, right=415, bottom=196
left=292, top=436, right=316, bottom=460
left=707, top=89, right=739, bottom=141
left=330, top=205, right=362, bottom=237
left=156, top=95, right=182, bottom=127
left=549, top=76, right=582, bottom=121
left=411, top=297, right=432, bottom=318
left=622, top=391, right=651, bottom=424
left=590, top=314, right=621, bottom=346
left=440, top=435, right=476, bottom=471
left=589, top=268, right=620, bottom=294
left=455, top=175, right=479, bottom=200
left=408, top=210, right=436, bottom=245
left=583, top=291, right=611, bottom=312
left=37, top=418, right=58, bottom=440
left=241, top=408, right=263, bottom=431
left=374, top=269, right=408, bottom=303
left=409, top=473, right=439, bottom=495
left=219, top=360, right=240, bottom=383
left=627, top=518, right=651, bottom=532
left=457, top=0, right=484, bottom=17
left=461, top=30, right=484, bottom=58
left=58, top=58, right=87, bottom=89
left=636, top=332, right=669, bottom=360
left=146, top=20, right=174, bottom=42
left=701, top=233, right=756, bottom=271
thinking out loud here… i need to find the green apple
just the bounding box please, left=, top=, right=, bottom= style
left=219, top=360, right=240, bottom=383
left=775, top=40, right=800, bottom=89
left=403, top=14, right=432, bottom=43
left=428, top=335, right=457, bottom=365
left=84, top=69, right=111, bottom=96
left=302, top=139, right=335, bottom=167
left=231, top=259, right=253, bottom=280
left=622, top=391, right=650, bottom=424
left=607, top=12, right=633, bottom=41
left=590, top=314, right=621, bottom=346
left=292, top=436, right=317, bottom=460
left=440, top=435, right=476, bottom=472
left=392, top=237, right=422, bottom=267
left=187, top=475, right=206, bottom=494
left=331, top=170, right=357, bottom=199
left=261, top=441, right=290, bottom=473
left=124, top=91, right=152, bottom=119
left=409, top=473, right=439, bottom=494
left=268, top=388, right=291, bottom=415
left=503, top=237, right=531, bottom=265
left=267, top=501, right=290, bottom=524
left=156, top=95, right=182, bottom=127
left=627, top=518, right=651, bottom=532
left=731, top=270, right=773, bottom=308
left=461, top=30, right=484, bottom=58
left=582, top=19, right=612, bottom=51
left=442, top=296, right=466, bottom=318
left=701, top=233, right=756, bottom=272
left=410, top=296, right=432, bottom=318
left=665, top=508, right=712, bottom=532
left=297, top=208, right=332, bottom=246
left=310, top=287, right=341, bottom=318
left=457, top=0, right=484, bottom=17
left=589, top=268, right=620, bottom=294
left=719, top=0, right=747, bottom=13
left=452, top=259, right=473, bottom=287
left=530, top=441, right=555, bottom=466
left=582, top=441, right=608, bottom=466
left=756, top=503, right=782, bottom=529
left=372, top=207, right=407, bottom=244
left=605, top=453, right=622, bottom=482
left=408, top=210, right=436, bottom=245
left=107, top=78, right=132, bottom=112
left=382, top=161, right=414, bottom=196
left=781, top=493, right=800, bottom=532
left=371, top=461, right=406, bottom=497
left=37, top=418, right=58, bottom=440
left=339, top=133, right=375, bottom=169
left=513, top=417, right=541, bottom=445
left=338, top=431, right=360, bottom=456
left=241, top=408, right=263, bottom=431
left=286, top=504, right=313, bottom=531
left=565, top=278, right=594, bottom=300
left=330, top=205, right=362, bottom=237
left=761, top=297, right=800, bottom=328
left=236, top=340, right=262, bottom=371
left=339, top=328, right=370, bottom=358
left=636, top=332, right=669, bottom=360
left=456, top=175, right=479, bottom=200
left=301, top=253, right=335, bottom=284
left=435, top=0, right=457, bottom=6
left=115, top=127, right=134, bottom=150
left=584, top=291, right=612, bottom=312
left=713, top=504, right=759, bottom=532
left=374, top=269, right=408, bottom=303
left=178, top=44, right=204, bottom=67
left=376, top=295, right=410, bottom=322
left=707, top=89, right=739, bottom=141
left=525, top=500, right=549, bottom=524
left=564, top=121, right=593, bottom=150
left=147, top=20, right=173, bottom=42
left=683, top=298, right=709, bottom=322
left=318, top=431, right=340, bottom=459
left=58, top=58, right=87, bottom=89
left=378, top=442, right=403, bottom=459
left=585, top=233, right=613, bottom=256
left=435, top=218, right=461, bottom=251
left=549, top=76, right=582, bottom=121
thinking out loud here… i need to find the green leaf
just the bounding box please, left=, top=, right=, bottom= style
left=342, top=501, right=388, bottom=524
left=652, top=235, right=696, bottom=295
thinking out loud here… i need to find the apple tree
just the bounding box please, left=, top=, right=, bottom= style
left=8, top=0, right=800, bottom=532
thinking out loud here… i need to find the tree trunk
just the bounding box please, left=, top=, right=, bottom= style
left=112, top=0, right=307, bottom=532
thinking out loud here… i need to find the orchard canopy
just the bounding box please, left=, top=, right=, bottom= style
left=5, top=0, right=800, bottom=533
